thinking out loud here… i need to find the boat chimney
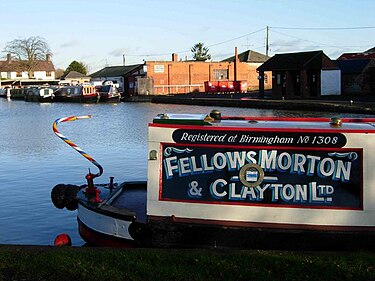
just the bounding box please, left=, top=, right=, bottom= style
left=210, top=109, right=221, bottom=120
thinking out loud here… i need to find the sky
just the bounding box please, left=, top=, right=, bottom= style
left=1, top=0, right=374, bottom=73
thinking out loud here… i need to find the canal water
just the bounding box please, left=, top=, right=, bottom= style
left=0, top=98, right=372, bottom=246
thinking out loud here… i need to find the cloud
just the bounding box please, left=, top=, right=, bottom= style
left=60, top=39, right=79, bottom=48
left=270, top=38, right=325, bottom=53
left=109, top=48, right=127, bottom=57
left=212, top=52, right=233, bottom=61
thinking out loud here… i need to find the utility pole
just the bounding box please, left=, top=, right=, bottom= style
left=266, top=25, right=269, bottom=56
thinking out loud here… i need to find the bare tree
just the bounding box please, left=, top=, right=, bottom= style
left=3, top=36, right=51, bottom=78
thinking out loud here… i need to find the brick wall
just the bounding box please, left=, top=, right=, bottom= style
left=145, top=60, right=271, bottom=95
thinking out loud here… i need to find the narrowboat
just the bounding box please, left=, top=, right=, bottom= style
left=51, top=111, right=375, bottom=250
left=25, top=87, right=55, bottom=102
left=53, top=85, right=99, bottom=103
left=0, top=87, right=10, bottom=98
left=9, top=88, right=27, bottom=100
left=95, top=84, right=122, bottom=103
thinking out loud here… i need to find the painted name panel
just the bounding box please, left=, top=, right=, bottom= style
left=160, top=143, right=362, bottom=210
left=172, top=129, right=347, bottom=148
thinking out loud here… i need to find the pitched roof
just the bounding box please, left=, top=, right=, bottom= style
left=61, top=71, right=90, bottom=80
left=335, top=59, right=373, bottom=74
left=221, top=50, right=270, bottom=63
left=338, top=52, right=375, bottom=60
left=0, top=59, right=55, bottom=72
left=337, top=47, right=375, bottom=60
left=90, top=64, right=143, bottom=78
left=364, top=47, right=375, bottom=54
left=257, top=50, right=337, bottom=71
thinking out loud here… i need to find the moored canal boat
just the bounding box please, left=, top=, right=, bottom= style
left=0, top=87, right=10, bottom=98
left=25, top=87, right=55, bottom=102
left=95, top=84, right=122, bottom=103
left=9, top=88, right=27, bottom=100
left=51, top=112, right=375, bottom=250
left=53, top=85, right=99, bottom=103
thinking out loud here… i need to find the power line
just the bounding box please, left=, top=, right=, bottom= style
left=116, top=25, right=374, bottom=58
left=270, top=29, right=373, bottom=50
left=122, top=28, right=266, bottom=57
left=270, top=26, right=375, bottom=30
left=206, top=27, right=265, bottom=48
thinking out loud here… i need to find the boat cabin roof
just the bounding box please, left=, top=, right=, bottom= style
left=152, top=113, right=375, bottom=132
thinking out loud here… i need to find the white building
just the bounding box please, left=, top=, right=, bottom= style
left=0, top=53, right=56, bottom=81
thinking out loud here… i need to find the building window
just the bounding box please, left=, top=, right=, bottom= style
left=16, top=72, right=22, bottom=77
left=276, top=74, right=281, bottom=85
left=213, top=69, right=228, bottom=80
left=46, top=71, right=51, bottom=77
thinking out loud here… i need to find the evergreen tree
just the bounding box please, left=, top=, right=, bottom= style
left=63, top=61, right=88, bottom=76
left=191, top=42, right=211, bottom=61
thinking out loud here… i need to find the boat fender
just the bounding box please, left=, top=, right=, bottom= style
left=54, top=233, right=72, bottom=246
left=65, top=185, right=81, bottom=211
left=128, top=221, right=152, bottom=247
left=51, top=184, right=80, bottom=210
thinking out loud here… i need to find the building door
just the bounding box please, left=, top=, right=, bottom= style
left=293, top=72, right=301, bottom=96
left=308, top=71, right=319, bottom=97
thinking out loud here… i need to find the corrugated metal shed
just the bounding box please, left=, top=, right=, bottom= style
left=90, top=65, right=142, bottom=78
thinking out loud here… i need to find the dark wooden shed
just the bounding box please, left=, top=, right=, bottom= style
left=336, top=59, right=375, bottom=95
left=257, top=50, right=340, bottom=98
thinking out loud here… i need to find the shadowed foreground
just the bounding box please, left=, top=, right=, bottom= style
left=0, top=245, right=374, bottom=281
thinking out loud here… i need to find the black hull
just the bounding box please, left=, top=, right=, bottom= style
left=81, top=95, right=99, bottom=103
left=75, top=180, right=375, bottom=250
left=53, top=95, right=98, bottom=103
left=99, top=96, right=121, bottom=103
left=53, top=95, right=81, bottom=103
left=146, top=218, right=375, bottom=250
left=25, top=96, right=53, bottom=103
left=9, top=96, right=25, bottom=100
left=77, top=206, right=375, bottom=250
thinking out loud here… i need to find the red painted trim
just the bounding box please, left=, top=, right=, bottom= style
left=221, top=117, right=375, bottom=123
left=149, top=122, right=375, bottom=133
left=158, top=143, right=163, bottom=200
left=161, top=142, right=360, bottom=151
left=148, top=215, right=375, bottom=232
left=158, top=197, right=362, bottom=210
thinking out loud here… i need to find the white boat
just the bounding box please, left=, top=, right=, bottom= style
left=51, top=111, right=375, bottom=250
left=0, top=88, right=10, bottom=98
left=24, top=87, right=55, bottom=102
left=95, top=84, right=122, bottom=103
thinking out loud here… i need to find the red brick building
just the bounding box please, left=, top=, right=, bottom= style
left=90, top=48, right=271, bottom=96
left=138, top=48, right=270, bottom=95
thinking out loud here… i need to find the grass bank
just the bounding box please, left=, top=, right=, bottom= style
left=0, top=246, right=374, bottom=281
